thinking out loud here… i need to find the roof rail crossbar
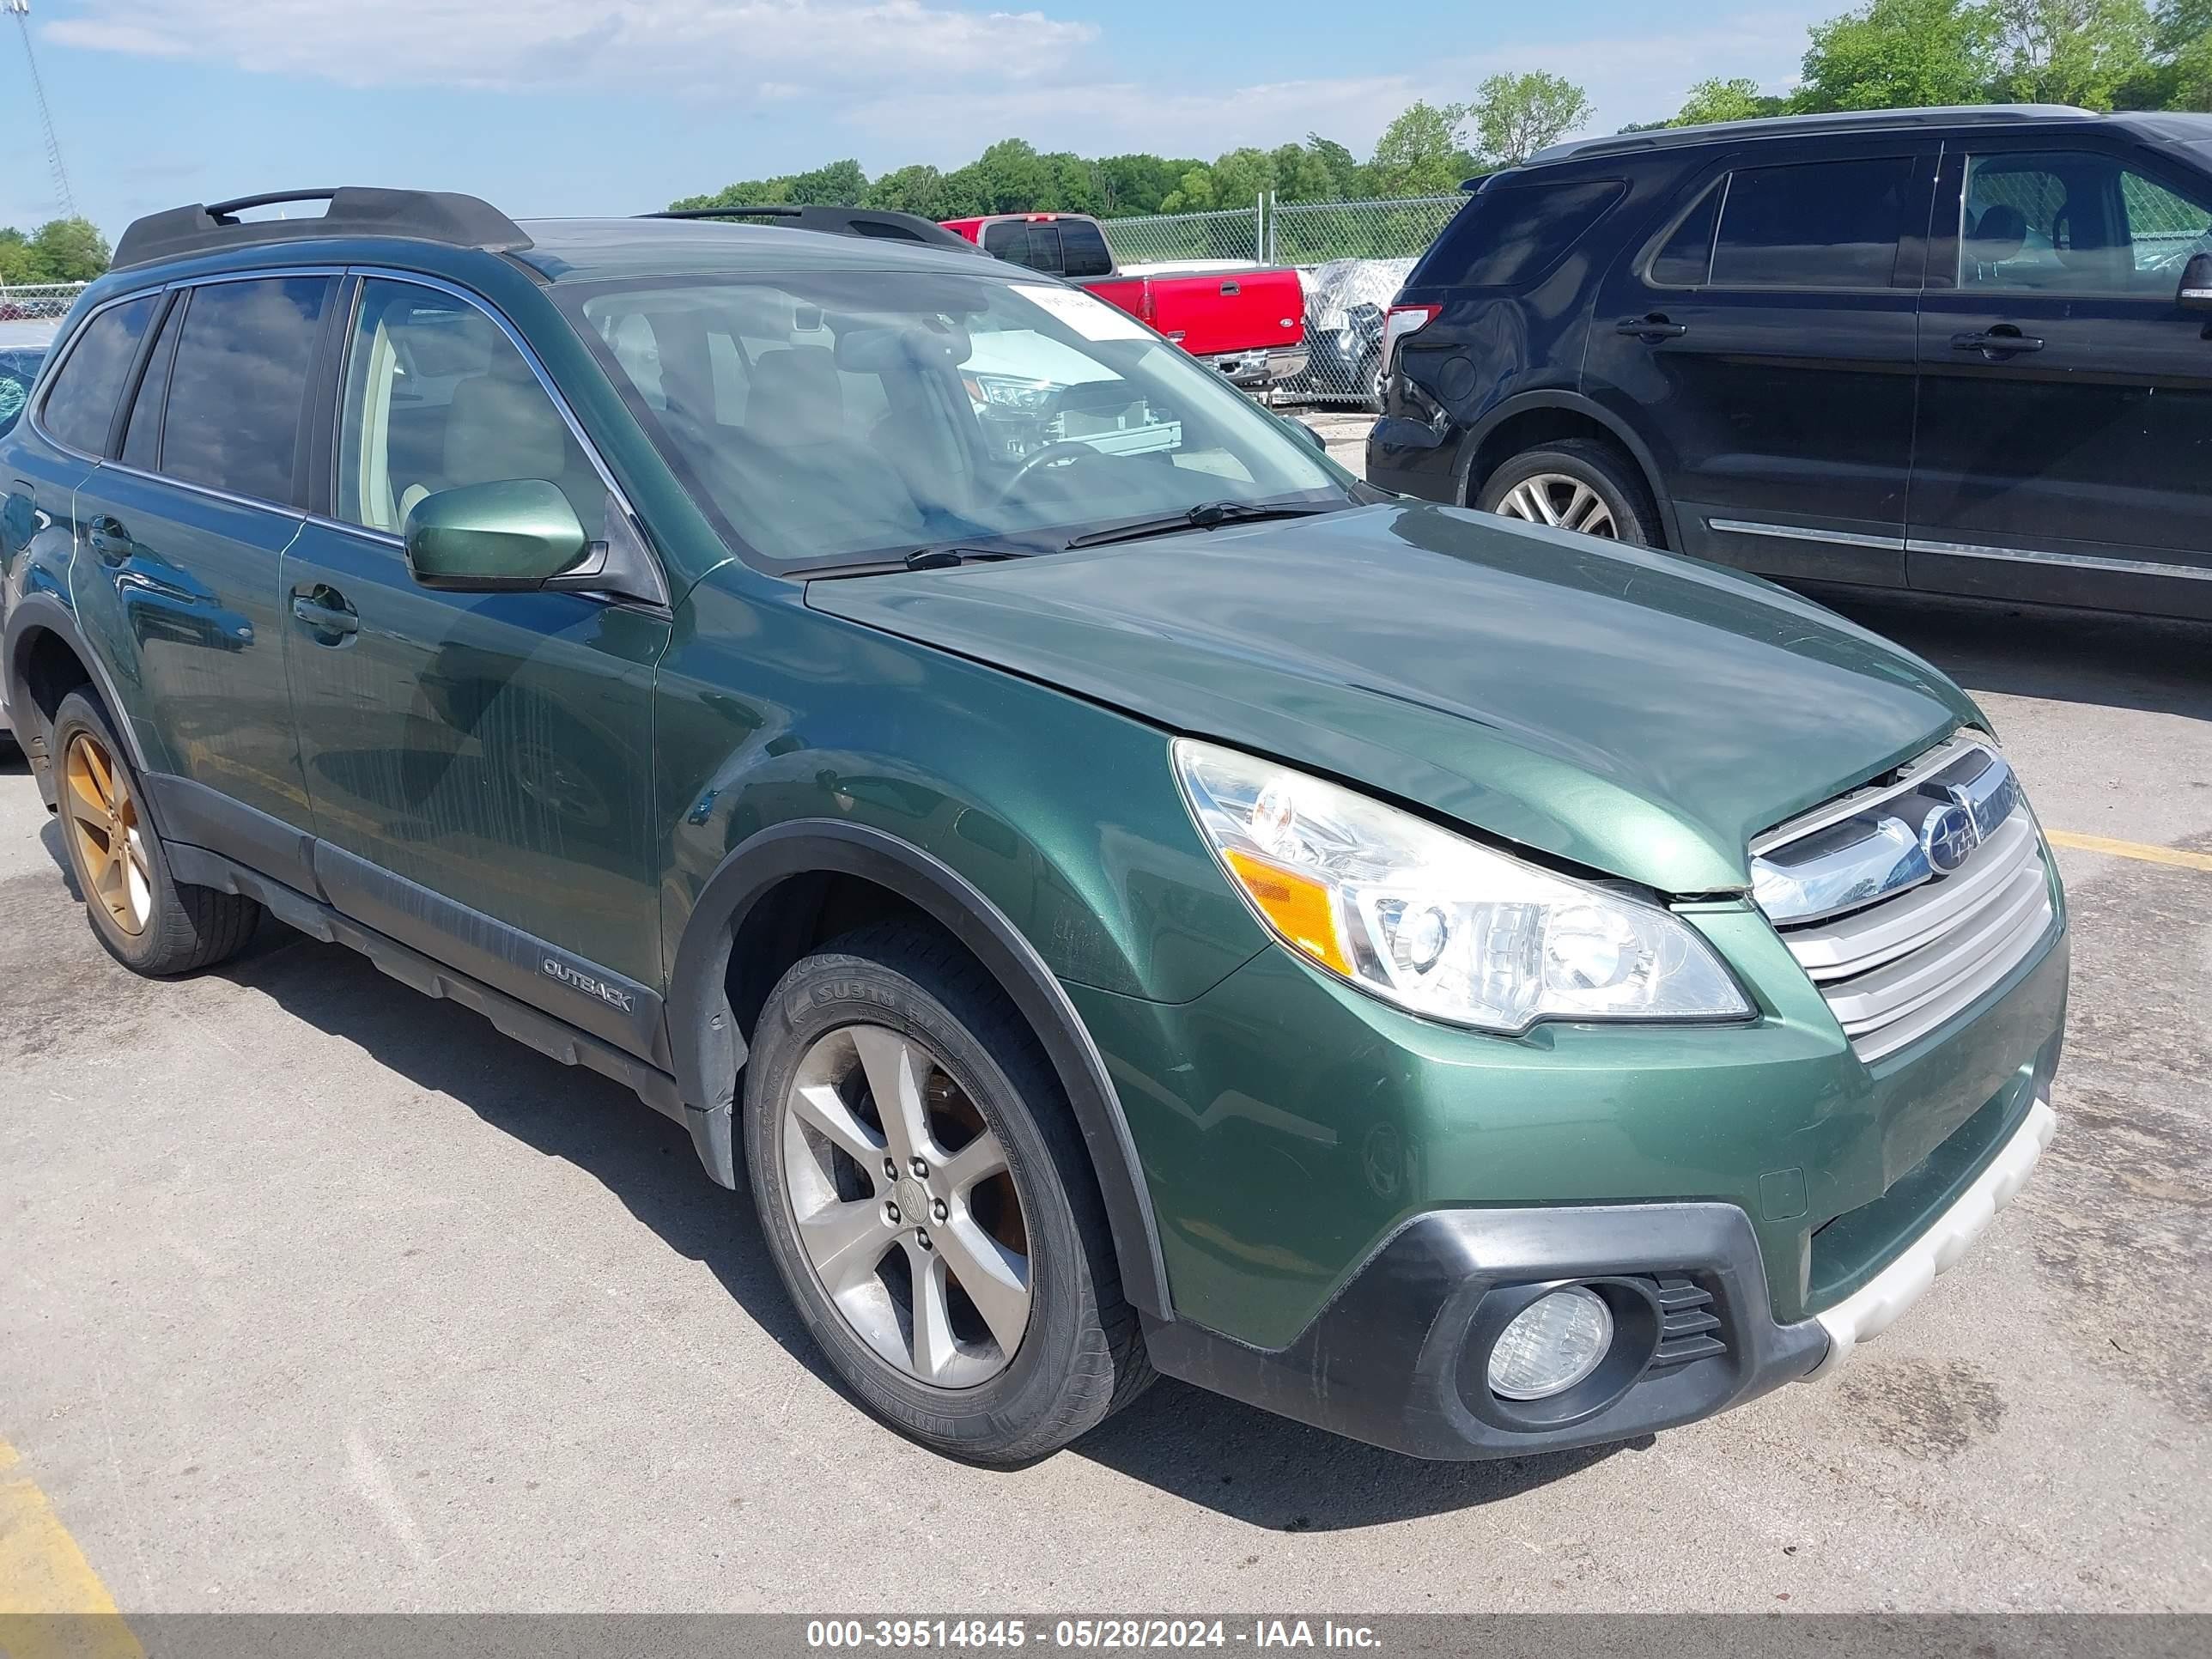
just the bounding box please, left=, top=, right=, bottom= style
left=113, top=187, right=533, bottom=270
left=642, top=204, right=984, bottom=253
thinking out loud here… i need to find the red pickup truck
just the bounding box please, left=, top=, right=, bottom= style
left=939, top=213, right=1307, bottom=389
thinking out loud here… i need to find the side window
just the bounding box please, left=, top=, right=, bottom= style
left=1961, top=150, right=2212, bottom=295
left=337, top=278, right=606, bottom=538
left=161, top=277, right=330, bottom=502
left=40, top=294, right=158, bottom=456
left=119, top=297, right=184, bottom=471
left=1419, top=179, right=1626, bottom=288
left=1648, top=182, right=1722, bottom=287
left=1711, top=156, right=1913, bottom=289
left=1057, top=220, right=1115, bottom=279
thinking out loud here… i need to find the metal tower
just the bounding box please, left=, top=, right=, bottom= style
left=7, top=1, right=77, bottom=219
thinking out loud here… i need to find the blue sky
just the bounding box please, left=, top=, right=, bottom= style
left=2, top=0, right=1839, bottom=240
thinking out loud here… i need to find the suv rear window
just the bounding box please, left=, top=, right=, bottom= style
left=1419, top=179, right=1626, bottom=289
left=1711, top=156, right=1912, bottom=289
left=40, top=295, right=158, bottom=456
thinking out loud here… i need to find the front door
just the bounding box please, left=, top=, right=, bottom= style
left=280, top=276, right=671, bottom=1055
left=1911, top=143, right=2212, bottom=619
left=1585, top=143, right=1936, bottom=586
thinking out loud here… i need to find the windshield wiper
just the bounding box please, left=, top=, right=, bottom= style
left=793, top=545, right=1031, bottom=580
left=1063, top=500, right=1342, bottom=550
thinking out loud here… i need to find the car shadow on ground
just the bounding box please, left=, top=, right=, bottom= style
left=25, top=829, right=1622, bottom=1527
left=1809, top=589, right=2212, bottom=720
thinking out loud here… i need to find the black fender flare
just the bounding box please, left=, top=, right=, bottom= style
left=665, top=817, right=1173, bottom=1319
left=1451, top=390, right=1682, bottom=550
left=3, top=589, right=159, bottom=809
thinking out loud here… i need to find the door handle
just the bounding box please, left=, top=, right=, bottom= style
left=1219, top=280, right=1241, bottom=296
left=1951, top=327, right=2045, bottom=356
left=290, top=587, right=359, bottom=640
left=1617, top=314, right=1688, bottom=342
left=87, top=515, right=132, bottom=564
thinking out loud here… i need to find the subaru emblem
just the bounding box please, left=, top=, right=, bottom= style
left=1920, top=802, right=1979, bottom=874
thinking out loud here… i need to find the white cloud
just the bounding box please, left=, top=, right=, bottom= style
left=46, top=1, right=1097, bottom=94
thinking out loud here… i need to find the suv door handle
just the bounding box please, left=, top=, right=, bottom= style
left=87, top=515, right=133, bottom=564
left=1952, top=326, right=2045, bottom=356
left=1617, top=314, right=1688, bottom=342
left=291, top=586, right=359, bottom=640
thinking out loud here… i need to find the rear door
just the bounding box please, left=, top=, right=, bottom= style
left=64, top=275, right=329, bottom=868
left=278, top=275, right=670, bottom=1055
left=1585, top=140, right=1938, bottom=586
left=1910, top=141, right=2212, bottom=618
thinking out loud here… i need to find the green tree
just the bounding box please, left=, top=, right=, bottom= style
left=862, top=164, right=949, bottom=217
left=671, top=178, right=794, bottom=210
left=1468, top=70, right=1593, bottom=167
left=1798, top=0, right=2002, bottom=110
left=1988, top=0, right=2155, bottom=107
left=2, top=217, right=111, bottom=283
left=1369, top=100, right=1476, bottom=196
left=1674, top=76, right=1795, bottom=124
left=1301, top=135, right=1374, bottom=199
left=970, top=139, right=1056, bottom=213
left=780, top=159, right=869, bottom=205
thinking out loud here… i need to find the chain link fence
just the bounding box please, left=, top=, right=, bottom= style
left=0, top=281, right=86, bottom=323
left=1099, top=195, right=1462, bottom=407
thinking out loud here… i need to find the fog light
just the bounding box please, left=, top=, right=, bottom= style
left=1486, top=1286, right=1613, bottom=1400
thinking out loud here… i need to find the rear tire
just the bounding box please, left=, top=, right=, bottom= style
left=1475, top=438, right=1662, bottom=547
left=49, top=689, right=260, bottom=976
left=744, top=919, right=1152, bottom=1465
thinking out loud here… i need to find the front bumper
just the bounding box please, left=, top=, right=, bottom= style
left=1144, top=1075, right=2057, bottom=1461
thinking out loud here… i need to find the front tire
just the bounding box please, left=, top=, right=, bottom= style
left=1475, top=438, right=1662, bottom=547
left=744, top=920, right=1152, bottom=1465
left=50, top=689, right=260, bottom=975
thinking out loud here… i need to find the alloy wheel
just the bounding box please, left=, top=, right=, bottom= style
left=781, top=1023, right=1033, bottom=1389
left=1494, top=472, right=1620, bottom=539
left=63, top=731, right=151, bottom=937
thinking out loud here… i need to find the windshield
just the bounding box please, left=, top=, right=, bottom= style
left=0, top=347, right=47, bottom=439
left=560, top=270, right=1351, bottom=567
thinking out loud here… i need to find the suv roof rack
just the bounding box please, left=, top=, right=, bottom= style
left=114, top=188, right=532, bottom=270
left=1522, top=103, right=2099, bottom=169
left=644, top=204, right=984, bottom=253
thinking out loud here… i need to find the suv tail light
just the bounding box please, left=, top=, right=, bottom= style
left=1382, top=304, right=1440, bottom=374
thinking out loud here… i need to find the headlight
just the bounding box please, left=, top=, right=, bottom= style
left=967, top=372, right=1059, bottom=410
left=1173, top=740, right=1753, bottom=1035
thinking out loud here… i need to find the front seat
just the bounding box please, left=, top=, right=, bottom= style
left=741, top=346, right=921, bottom=544
left=410, top=363, right=602, bottom=532
left=1965, top=204, right=2028, bottom=280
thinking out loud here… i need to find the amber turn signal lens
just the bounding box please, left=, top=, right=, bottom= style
left=1224, top=848, right=1351, bottom=976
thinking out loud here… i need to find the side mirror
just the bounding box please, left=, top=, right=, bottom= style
left=2180, top=252, right=2212, bottom=312
left=403, top=480, right=590, bottom=592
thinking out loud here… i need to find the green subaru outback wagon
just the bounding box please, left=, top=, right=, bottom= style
left=0, top=189, right=2067, bottom=1464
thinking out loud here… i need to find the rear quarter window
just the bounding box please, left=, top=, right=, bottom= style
left=1415, top=179, right=1627, bottom=289
left=40, top=295, right=159, bottom=456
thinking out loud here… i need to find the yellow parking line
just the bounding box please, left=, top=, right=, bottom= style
left=2045, top=830, right=2212, bottom=873
left=0, top=1439, right=143, bottom=1659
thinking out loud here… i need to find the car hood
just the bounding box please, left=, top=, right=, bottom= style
left=805, top=503, right=1979, bottom=896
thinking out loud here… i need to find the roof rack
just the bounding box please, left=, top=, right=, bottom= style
left=644, top=204, right=984, bottom=253
left=1522, top=104, right=2099, bottom=168
left=113, top=188, right=532, bottom=270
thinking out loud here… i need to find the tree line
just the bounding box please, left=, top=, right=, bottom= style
left=0, top=217, right=112, bottom=286
left=672, top=0, right=2209, bottom=218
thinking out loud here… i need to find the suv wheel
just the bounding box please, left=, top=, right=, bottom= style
left=50, top=690, right=261, bottom=975
left=1476, top=438, right=1662, bottom=547
left=744, top=921, right=1152, bottom=1465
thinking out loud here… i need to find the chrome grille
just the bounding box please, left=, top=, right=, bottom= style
left=1753, top=737, right=2055, bottom=1064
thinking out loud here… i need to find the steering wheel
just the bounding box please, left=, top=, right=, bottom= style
left=997, top=440, right=1109, bottom=501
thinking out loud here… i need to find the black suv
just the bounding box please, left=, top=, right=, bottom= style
left=1369, top=106, right=2212, bottom=622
